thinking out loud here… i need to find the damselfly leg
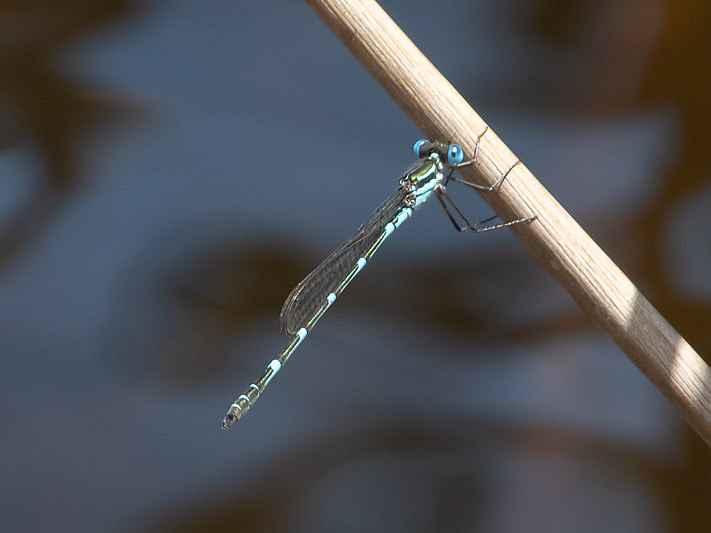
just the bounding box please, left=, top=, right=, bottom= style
left=437, top=159, right=536, bottom=232
left=447, top=161, right=522, bottom=193
left=435, top=185, right=534, bottom=233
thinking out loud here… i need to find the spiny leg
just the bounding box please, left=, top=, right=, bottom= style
left=475, top=213, right=500, bottom=226
left=435, top=187, right=536, bottom=233
left=435, top=188, right=467, bottom=231
left=449, top=159, right=522, bottom=193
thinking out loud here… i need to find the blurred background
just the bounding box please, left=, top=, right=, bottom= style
left=1, top=0, right=709, bottom=531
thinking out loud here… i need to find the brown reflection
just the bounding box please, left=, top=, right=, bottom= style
left=105, top=232, right=582, bottom=386
left=519, top=0, right=711, bottom=345
left=522, top=2, right=711, bottom=532
left=143, top=415, right=672, bottom=532
left=105, top=238, right=312, bottom=384
left=636, top=0, right=711, bottom=358
left=0, top=1, right=138, bottom=270
left=635, top=4, right=711, bottom=533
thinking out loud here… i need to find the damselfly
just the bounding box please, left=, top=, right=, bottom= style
left=222, top=128, right=534, bottom=428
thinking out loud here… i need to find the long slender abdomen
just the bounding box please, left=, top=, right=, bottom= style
left=221, top=206, right=413, bottom=427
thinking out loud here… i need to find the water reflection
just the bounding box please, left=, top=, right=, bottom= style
left=0, top=1, right=139, bottom=270
left=1, top=1, right=710, bottom=532
left=145, top=417, right=671, bottom=532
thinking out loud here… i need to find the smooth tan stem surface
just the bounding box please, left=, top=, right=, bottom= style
left=306, top=0, right=711, bottom=445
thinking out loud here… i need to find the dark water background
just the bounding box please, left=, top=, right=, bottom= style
left=1, top=1, right=710, bottom=531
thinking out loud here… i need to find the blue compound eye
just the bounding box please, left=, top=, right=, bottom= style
left=413, top=139, right=428, bottom=159
left=448, top=144, right=464, bottom=166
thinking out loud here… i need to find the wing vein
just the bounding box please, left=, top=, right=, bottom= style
left=279, top=187, right=408, bottom=335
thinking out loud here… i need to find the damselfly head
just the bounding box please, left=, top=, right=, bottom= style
left=413, top=139, right=463, bottom=167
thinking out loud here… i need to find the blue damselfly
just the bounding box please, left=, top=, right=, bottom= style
left=222, top=128, right=534, bottom=428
